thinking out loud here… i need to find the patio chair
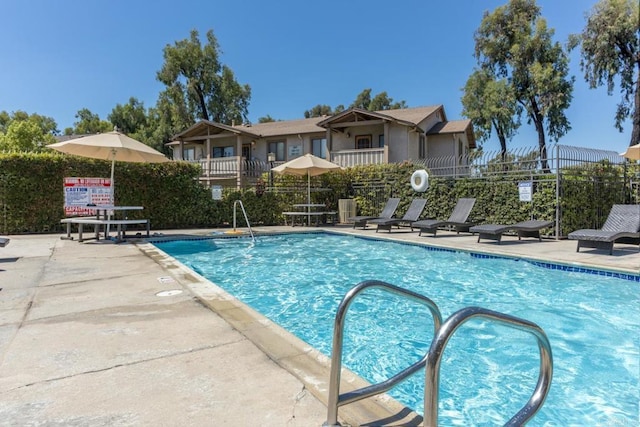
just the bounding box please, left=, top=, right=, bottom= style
left=567, top=204, right=640, bottom=255
left=411, top=198, right=476, bottom=237
left=348, top=198, right=400, bottom=229
left=0, top=237, right=9, bottom=247
left=368, top=199, right=427, bottom=232
left=470, top=220, right=554, bottom=244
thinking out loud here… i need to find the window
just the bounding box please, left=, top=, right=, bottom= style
left=355, top=135, right=372, bottom=149
left=378, top=134, right=385, bottom=148
left=312, top=138, right=327, bottom=158
left=212, top=146, right=234, bottom=158
left=269, top=141, right=285, bottom=161
left=183, top=147, right=195, bottom=161
left=419, top=135, right=426, bottom=158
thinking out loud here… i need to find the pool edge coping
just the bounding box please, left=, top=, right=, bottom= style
left=137, top=239, right=422, bottom=427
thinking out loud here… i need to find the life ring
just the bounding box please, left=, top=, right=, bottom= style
left=410, top=169, right=429, bottom=192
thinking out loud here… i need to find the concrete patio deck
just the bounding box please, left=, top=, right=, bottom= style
left=0, top=226, right=638, bottom=426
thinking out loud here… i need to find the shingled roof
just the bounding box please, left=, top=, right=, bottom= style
left=171, top=105, right=474, bottom=148
left=427, top=119, right=476, bottom=148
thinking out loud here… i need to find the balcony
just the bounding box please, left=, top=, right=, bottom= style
left=330, top=148, right=385, bottom=167
left=192, top=157, right=284, bottom=182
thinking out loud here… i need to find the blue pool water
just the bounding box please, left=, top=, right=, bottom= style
left=154, top=233, right=639, bottom=426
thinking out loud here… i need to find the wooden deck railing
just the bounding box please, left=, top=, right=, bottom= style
left=330, top=148, right=384, bottom=167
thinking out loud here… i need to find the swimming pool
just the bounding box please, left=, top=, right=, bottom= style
left=154, top=232, right=639, bottom=426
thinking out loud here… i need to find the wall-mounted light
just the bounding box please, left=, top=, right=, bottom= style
left=251, top=140, right=256, bottom=147
left=346, top=132, right=351, bottom=138
left=267, top=152, right=276, bottom=162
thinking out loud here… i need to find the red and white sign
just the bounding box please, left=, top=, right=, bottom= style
left=63, top=177, right=112, bottom=216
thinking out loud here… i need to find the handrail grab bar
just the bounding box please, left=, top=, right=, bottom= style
left=424, top=306, right=553, bottom=427
left=233, top=200, right=255, bottom=242
left=324, top=280, right=443, bottom=427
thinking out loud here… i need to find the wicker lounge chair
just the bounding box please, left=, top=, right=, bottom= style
left=411, top=198, right=476, bottom=237
left=567, top=204, right=640, bottom=255
left=348, top=197, right=400, bottom=229
left=470, top=220, right=554, bottom=243
left=0, top=237, right=9, bottom=247
left=369, top=199, right=427, bottom=232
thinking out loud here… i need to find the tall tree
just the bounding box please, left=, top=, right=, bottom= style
left=67, top=108, right=112, bottom=135
left=369, top=91, right=407, bottom=111
left=156, top=29, right=251, bottom=126
left=474, top=0, right=574, bottom=171
left=569, top=0, right=639, bottom=147
left=462, top=69, right=521, bottom=160
left=258, top=115, right=277, bottom=123
left=108, top=97, right=148, bottom=135
left=304, top=105, right=333, bottom=118
left=350, top=89, right=373, bottom=110
left=0, top=111, right=58, bottom=152
left=349, top=89, right=407, bottom=111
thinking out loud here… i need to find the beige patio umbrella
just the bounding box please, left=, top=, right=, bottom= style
left=47, top=129, right=171, bottom=203
left=272, top=153, right=343, bottom=224
left=47, top=129, right=170, bottom=237
left=621, top=143, right=640, bottom=161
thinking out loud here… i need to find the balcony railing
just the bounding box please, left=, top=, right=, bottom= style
left=331, top=148, right=384, bottom=168
left=192, top=150, right=386, bottom=181
left=193, top=157, right=285, bottom=180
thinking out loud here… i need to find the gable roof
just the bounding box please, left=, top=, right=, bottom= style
left=234, top=117, right=325, bottom=137
left=171, top=105, right=474, bottom=147
left=316, top=105, right=443, bottom=129
left=427, top=119, right=477, bottom=148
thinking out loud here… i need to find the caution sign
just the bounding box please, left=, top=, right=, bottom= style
left=63, top=177, right=112, bottom=216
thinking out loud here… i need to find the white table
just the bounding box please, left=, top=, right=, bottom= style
left=284, top=204, right=337, bottom=226
left=84, top=205, right=145, bottom=240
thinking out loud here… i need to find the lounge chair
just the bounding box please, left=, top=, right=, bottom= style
left=567, top=204, right=640, bottom=255
left=348, top=197, right=400, bottom=229
left=0, top=237, right=9, bottom=247
left=411, top=198, right=476, bottom=237
left=368, top=199, right=427, bottom=232
left=470, top=220, right=554, bottom=243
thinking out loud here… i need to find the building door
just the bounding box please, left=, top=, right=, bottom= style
left=242, top=144, right=251, bottom=159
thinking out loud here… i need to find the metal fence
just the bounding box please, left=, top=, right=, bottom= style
left=403, top=144, right=632, bottom=237
left=415, top=144, right=628, bottom=178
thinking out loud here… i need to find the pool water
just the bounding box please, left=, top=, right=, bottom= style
left=154, top=233, right=639, bottom=426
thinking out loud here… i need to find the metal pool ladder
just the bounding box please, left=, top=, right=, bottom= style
left=324, top=280, right=553, bottom=427
left=232, top=200, right=254, bottom=242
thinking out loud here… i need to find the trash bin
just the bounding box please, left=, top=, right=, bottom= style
left=338, top=199, right=356, bottom=224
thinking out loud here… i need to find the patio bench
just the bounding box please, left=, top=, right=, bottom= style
left=60, top=217, right=150, bottom=242
left=282, top=211, right=337, bottom=226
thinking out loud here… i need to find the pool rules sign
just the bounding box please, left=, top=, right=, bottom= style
left=518, top=181, right=533, bottom=202
left=63, top=177, right=112, bottom=216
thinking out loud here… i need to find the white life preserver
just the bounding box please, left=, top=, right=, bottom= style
left=410, top=169, right=429, bottom=192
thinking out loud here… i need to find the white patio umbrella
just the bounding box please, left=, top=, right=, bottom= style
left=271, top=153, right=343, bottom=224
left=47, top=129, right=170, bottom=238
left=621, top=143, right=640, bottom=161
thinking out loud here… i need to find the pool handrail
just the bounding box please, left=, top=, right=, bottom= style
left=232, top=200, right=255, bottom=242
left=324, top=282, right=553, bottom=427
left=324, top=280, right=443, bottom=427
left=423, top=306, right=553, bottom=427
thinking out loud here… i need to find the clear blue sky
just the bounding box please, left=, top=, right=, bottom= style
left=1, top=0, right=633, bottom=154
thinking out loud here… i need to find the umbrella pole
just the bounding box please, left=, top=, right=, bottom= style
left=106, top=154, right=116, bottom=239
left=307, top=173, right=311, bottom=226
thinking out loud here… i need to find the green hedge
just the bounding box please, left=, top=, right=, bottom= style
left=0, top=153, right=263, bottom=233
left=0, top=153, right=632, bottom=235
